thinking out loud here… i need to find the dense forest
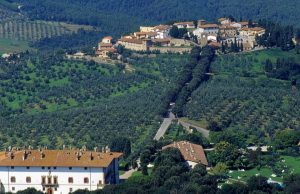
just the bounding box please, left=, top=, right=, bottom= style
left=6, top=0, right=300, bottom=37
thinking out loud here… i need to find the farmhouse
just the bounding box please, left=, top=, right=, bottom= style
left=219, top=25, right=238, bottom=38
left=0, top=148, right=122, bottom=194
left=193, top=24, right=219, bottom=37
left=96, top=37, right=117, bottom=58
left=240, top=27, right=266, bottom=37
left=153, top=25, right=171, bottom=39
left=162, top=141, right=208, bottom=168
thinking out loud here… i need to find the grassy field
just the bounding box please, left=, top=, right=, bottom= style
left=227, top=156, right=300, bottom=183
left=0, top=37, right=30, bottom=54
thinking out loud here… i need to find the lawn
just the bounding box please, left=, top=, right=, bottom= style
left=180, top=117, right=208, bottom=128
left=227, top=156, right=300, bottom=183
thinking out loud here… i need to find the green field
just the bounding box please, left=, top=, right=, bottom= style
left=228, top=156, right=300, bottom=183
left=0, top=37, right=30, bottom=54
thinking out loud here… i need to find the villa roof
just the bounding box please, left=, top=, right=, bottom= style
left=162, top=141, right=208, bottom=166
left=199, top=24, right=219, bottom=29
left=174, top=22, right=194, bottom=26
left=103, top=36, right=113, bottom=40
left=241, top=27, right=265, bottom=32
left=118, top=38, right=144, bottom=44
left=0, top=149, right=122, bottom=168
left=99, top=43, right=113, bottom=47
left=153, top=25, right=170, bottom=31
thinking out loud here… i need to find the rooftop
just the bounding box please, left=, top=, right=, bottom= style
left=118, top=38, right=144, bottom=44
left=174, top=22, right=194, bottom=26
left=103, top=36, right=113, bottom=40
left=162, top=141, right=208, bottom=166
left=0, top=149, right=122, bottom=168
left=199, top=24, right=219, bottom=29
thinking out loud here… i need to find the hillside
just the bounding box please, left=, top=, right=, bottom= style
left=10, top=0, right=300, bottom=36
left=182, top=48, right=300, bottom=146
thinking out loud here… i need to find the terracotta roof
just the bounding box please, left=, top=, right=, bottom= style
left=98, top=48, right=117, bottom=52
left=220, top=25, right=237, bottom=30
left=103, top=36, right=113, bottom=40
left=208, top=41, right=221, bottom=48
left=199, top=24, right=219, bottom=29
left=241, top=27, right=265, bottom=32
left=99, top=43, right=113, bottom=47
left=154, top=25, right=170, bottom=31
left=162, top=141, right=208, bottom=166
left=238, top=21, right=249, bottom=26
left=0, top=150, right=122, bottom=168
left=118, top=38, right=143, bottom=44
left=174, top=22, right=194, bottom=26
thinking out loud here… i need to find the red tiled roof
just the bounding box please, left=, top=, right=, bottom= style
left=199, top=24, right=219, bottom=29
left=174, top=22, right=194, bottom=26
left=162, top=141, right=208, bottom=166
left=99, top=43, right=113, bottom=47
left=118, top=38, right=143, bottom=44
left=103, top=36, right=113, bottom=40
left=0, top=149, right=122, bottom=168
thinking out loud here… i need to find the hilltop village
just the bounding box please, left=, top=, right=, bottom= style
left=95, top=17, right=266, bottom=58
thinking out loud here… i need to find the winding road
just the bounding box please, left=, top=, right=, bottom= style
left=153, top=109, right=210, bottom=140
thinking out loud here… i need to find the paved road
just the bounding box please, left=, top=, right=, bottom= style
left=153, top=112, right=175, bottom=140
left=178, top=119, right=210, bottom=138
left=119, top=168, right=137, bottom=180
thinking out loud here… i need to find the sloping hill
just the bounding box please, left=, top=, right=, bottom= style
left=11, top=0, right=300, bottom=36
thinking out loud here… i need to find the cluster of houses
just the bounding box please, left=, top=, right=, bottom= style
left=96, top=17, right=266, bottom=58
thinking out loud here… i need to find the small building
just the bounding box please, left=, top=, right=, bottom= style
left=102, top=36, right=113, bottom=44
left=134, top=32, right=157, bottom=39
left=96, top=37, right=117, bottom=58
left=240, top=27, right=265, bottom=37
left=193, top=24, right=219, bottom=37
left=197, top=20, right=206, bottom=27
left=152, top=38, right=171, bottom=47
left=219, top=25, right=238, bottom=38
left=218, top=18, right=231, bottom=25
left=140, top=26, right=155, bottom=33
left=0, top=148, right=122, bottom=194
left=230, top=21, right=249, bottom=29
left=174, top=22, right=195, bottom=29
left=153, top=25, right=171, bottom=39
left=162, top=141, right=208, bottom=168
left=117, top=38, right=152, bottom=51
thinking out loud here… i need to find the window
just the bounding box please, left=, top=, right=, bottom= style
left=48, top=177, right=52, bottom=184
left=11, top=166, right=14, bottom=169
left=55, top=188, right=57, bottom=191
left=42, top=176, right=46, bottom=184
left=26, top=177, right=31, bottom=183
left=84, top=177, right=89, bottom=184
left=84, top=167, right=88, bottom=170
left=43, top=187, right=45, bottom=191
left=54, top=177, right=58, bottom=184
left=42, top=166, right=45, bottom=169
left=10, top=177, right=16, bottom=183
left=48, top=167, right=51, bottom=170
left=26, top=166, right=30, bottom=169
left=12, top=187, right=15, bottom=191
left=69, top=167, right=72, bottom=170
left=68, top=177, right=73, bottom=183
left=54, top=167, right=57, bottom=170
left=69, top=188, right=73, bottom=193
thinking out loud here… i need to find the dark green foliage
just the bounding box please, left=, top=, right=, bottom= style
left=16, top=188, right=43, bottom=194
left=110, top=137, right=131, bottom=158
left=283, top=174, right=300, bottom=194
left=31, top=29, right=103, bottom=51
left=256, top=20, right=295, bottom=51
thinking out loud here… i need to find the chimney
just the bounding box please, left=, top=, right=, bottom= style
left=63, top=145, right=66, bottom=150
left=10, top=152, right=14, bottom=160
left=94, top=147, right=98, bottom=152
left=23, top=150, right=28, bottom=160
left=89, top=152, right=93, bottom=160
left=40, top=151, right=45, bottom=159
